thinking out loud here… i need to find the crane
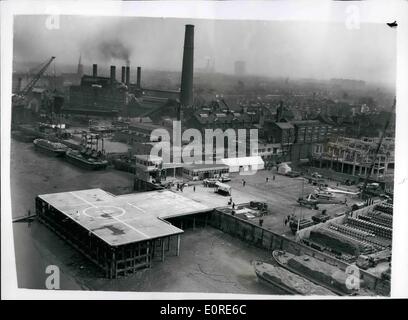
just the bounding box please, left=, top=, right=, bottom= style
left=361, top=97, right=396, bottom=198
left=19, top=56, right=55, bottom=96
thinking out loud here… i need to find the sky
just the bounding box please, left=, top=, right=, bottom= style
left=13, top=15, right=397, bottom=85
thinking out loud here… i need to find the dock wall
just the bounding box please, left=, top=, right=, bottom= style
left=207, top=209, right=390, bottom=296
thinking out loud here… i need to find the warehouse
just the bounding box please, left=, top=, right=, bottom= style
left=182, top=163, right=229, bottom=180
left=220, top=156, right=264, bottom=173
left=36, top=188, right=211, bottom=278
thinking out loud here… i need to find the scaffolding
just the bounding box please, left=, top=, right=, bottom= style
left=312, top=136, right=394, bottom=179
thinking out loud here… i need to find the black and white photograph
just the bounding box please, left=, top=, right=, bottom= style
left=1, top=0, right=408, bottom=301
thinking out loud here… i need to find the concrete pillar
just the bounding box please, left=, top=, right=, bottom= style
left=161, top=238, right=165, bottom=262
left=176, top=234, right=181, bottom=256
left=146, top=243, right=150, bottom=268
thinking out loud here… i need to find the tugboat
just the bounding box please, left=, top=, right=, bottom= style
left=33, top=138, right=67, bottom=157
left=253, top=261, right=335, bottom=295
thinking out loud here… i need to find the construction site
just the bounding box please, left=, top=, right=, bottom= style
left=10, top=20, right=395, bottom=296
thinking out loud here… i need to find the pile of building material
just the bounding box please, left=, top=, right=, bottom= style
left=374, top=203, right=393, bottom=215
left=254, top=262, right=335, bottom=295
left=309, top=227, right=375, bottom=256
left=347, top=216, right=392, bottom=239
left=287, top=255, right=352, bottom=294
left=366, top=211, right=393, bottom=228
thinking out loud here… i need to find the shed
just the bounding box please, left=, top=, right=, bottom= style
left=220, top=156, right=264, bottom=173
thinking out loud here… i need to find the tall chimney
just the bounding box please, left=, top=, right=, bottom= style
left=121, top=66, right=126, bottom=83
left=110, top=65, right=116, bottom=84
left=180, top=24, right=194, bottom=107
left=137, top=66, right=141, bottom=89
left=125, top=66, right=130, bottom=86
left=92, top=64, right=97, bottom=77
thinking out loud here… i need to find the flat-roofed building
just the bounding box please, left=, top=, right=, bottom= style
left=36, top=188, right=212, bottom=278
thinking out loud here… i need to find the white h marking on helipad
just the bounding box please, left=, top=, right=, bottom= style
left=70, top=192, right=149, bottom=239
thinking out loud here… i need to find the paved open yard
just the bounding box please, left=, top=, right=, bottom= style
left=180, top=170, right=361, bottom=237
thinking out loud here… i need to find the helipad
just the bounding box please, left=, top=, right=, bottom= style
left=38, top=188, right=211, bottom=246
left=36, top=188, right=213, bottom=277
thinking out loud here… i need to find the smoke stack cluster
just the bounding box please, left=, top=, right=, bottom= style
left=180, top=24, right=194, bottom=108
left=92, top=64, right=98, bottom=77
left=137, top=66, right=141, bottom=89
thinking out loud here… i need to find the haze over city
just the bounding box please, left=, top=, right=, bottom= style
left=13, top=15, right=396, bottom=86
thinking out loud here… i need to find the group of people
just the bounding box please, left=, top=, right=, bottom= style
left=265, top=175, right=276, bottom=183
left=176, top=183, right=185, bottom=192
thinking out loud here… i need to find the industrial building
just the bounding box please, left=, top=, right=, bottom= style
left=182, top=163, right=230, bottom=180
left=311, top=136, right=395, bottom=179
left=36, top=188, right=212, bottom=278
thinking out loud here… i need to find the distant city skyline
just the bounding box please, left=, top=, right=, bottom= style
left=13, top=16, right=396, bottom=86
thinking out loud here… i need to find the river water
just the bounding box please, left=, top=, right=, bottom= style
left=9, top=139, right=279, bottom=295
left=10, top=139, right=134, bottom=289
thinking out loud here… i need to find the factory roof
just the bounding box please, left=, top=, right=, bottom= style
left=183, top=163, right=229, bottom=171
left=38, top=189, right=211, bottom=246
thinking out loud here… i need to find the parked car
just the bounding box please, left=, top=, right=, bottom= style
left=218, top=176, right=231, bottom=182
left=286, top=171, right=301, bottom=178
left=311, top=172, right=323, bottom=179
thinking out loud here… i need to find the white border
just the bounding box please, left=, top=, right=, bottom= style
left=2, top=0, right=408, bottom=299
